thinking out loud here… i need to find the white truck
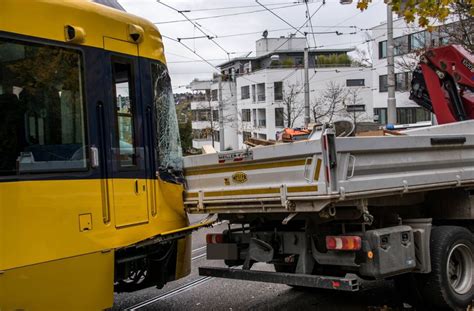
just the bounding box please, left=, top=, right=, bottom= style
left=183, top=45, right=474, bottom=310
left=184, top=121, right=474, bottom=310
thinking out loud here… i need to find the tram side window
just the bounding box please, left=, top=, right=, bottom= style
left=0, top=38, right=87, bottom=176
left=112, top=61, right=137, bottom=168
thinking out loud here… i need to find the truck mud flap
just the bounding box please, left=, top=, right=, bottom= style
left=199, top=267, right=359, bottom=291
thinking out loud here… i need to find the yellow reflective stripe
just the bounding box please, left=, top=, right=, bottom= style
left=314, top=158, right=322, bottom=181
left=185, top=159, right=307, bottom=176
left=185, top=185, right=318, bottom=199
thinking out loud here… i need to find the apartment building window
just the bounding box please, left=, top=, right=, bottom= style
left=379, top=72, right=410, bottom=92
left=257, top=83, right=266, bottom=101
left=192, top=109, right=211, bottom=121
left=241, top=109, right=251, bottom=122
left=374, top=107, right=431, bottom=125
left=275, top=108, right=284, bottom=127
left=241, top=85, right=250, bottom=100
left=379, top=75, right=388, bottom=92
left=213, top=131, right=220, bottom=142
left=251, top=84, right=256, bottom=102
left=346, top=79, right=365, bottom=87
left=258, top=133, right=267, bottom=140
left=374, top=108, right=387, bottom=124
left=397, top=107, right=431, bottom=124
left=410, top=31, right=427, bottom=50
left=257, top=108, right=266, bottom=127
left=243, top=131, right=252, bottom=142
left=395, top=72, right=410, bottom=91
left=212, top=110, right=219, bottom=121
left=252, top=109, right=257, bottom=127
left=274, top=81, right=283, bottom=101
left=394, top=36, right=409, bottom=56
left=211, top=89, right=218, bottom=101
left=378, top=41, right=387, bottom=59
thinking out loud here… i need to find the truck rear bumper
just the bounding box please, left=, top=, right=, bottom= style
left=199, top=266, right=359, bottom=291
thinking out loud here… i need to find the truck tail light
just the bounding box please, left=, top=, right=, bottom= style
left=326, top=236, right=361, bottom=251
left=206, top=233, right=224, bottom=244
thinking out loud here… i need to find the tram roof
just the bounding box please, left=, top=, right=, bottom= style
left=0, top=0, right=166, bottom=63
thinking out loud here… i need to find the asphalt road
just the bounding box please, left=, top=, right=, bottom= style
left=113, top=215, right=410, bottom=311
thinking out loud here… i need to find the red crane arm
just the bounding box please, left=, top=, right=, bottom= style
left=410, top=45, right=474, bottom=124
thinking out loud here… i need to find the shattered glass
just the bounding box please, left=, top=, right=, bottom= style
left=151, top=62, right=183, bottom=172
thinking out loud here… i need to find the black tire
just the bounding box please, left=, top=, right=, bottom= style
left=415, top=226, right=474, bottom=310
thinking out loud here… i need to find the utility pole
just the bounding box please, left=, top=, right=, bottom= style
left=218, top=75, right=225, bottom=151
left=386, top=4, right=397, bottom=125
left=304, top=47, right=310, bottom=128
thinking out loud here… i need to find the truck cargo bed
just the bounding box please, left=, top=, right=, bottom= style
left=184, top=121, right=474, bottom=214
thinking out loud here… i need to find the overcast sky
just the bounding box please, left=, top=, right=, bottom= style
left=119, top=0, right=389, bottom=92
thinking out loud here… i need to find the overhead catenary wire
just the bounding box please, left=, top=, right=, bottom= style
left=255, top=0, right=306, bottom=36
left=157, top=1, right=231, bottom=59
left=184, top=2, right=301, bottom=12
left=154, top=3, right=304, bottom=25
left=162, top=35, right=221, bottom=73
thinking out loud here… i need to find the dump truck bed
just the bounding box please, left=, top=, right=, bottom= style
left=184, top=121, right=474, bottom=214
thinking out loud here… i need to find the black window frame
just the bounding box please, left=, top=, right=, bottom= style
left=110, top=56, right=139, bottom=171
left=275, top=107, right=284, bottom=127
left=241, top=109, right=251, bottom=122
left=378, top=40, right=387, bottom=59
left=346, top=79, right=365, bottom=87
left=0, top=33, right=91, bottom=178
left=241, top=85, right=250, bottom=100
left=274, top=81, right=283, bottom=101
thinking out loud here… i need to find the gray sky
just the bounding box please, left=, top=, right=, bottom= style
left=119, top=0, right=388, bottom=92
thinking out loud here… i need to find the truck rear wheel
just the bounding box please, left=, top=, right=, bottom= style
left=417, top=226, right=474, bottom=310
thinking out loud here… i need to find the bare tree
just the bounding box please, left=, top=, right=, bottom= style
left=342, top=88, right=372, bottom=132
left=351, top=32, right=374, bottom=68
left=311, top=81, right=347, bottom=124
left=443, top=0, right=473, bottom=52
left=281, top=83, right=304, bottom=128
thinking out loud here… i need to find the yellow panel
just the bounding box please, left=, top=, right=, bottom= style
left=111, top=178, right=149, bottom=228
left=0, top=251, right=114, bottom=310
left=0, top=179, right=188, bottom=272
left=175, top=235, right=192, bottom=280
left=0, top=0, right=167, bottom=63
left=104, top=37, right=138, bottom=56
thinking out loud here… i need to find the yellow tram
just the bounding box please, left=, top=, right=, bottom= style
left=0, top=0, right=201, bottom=309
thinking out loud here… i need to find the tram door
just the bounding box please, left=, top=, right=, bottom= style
left=104, top=38, right=149, bottom=228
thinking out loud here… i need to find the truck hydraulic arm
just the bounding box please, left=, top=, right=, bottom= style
left=410, top=45, right=474, bottom=124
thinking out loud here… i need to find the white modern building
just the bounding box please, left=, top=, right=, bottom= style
left=190, top=36, right=373, bottom=150
left=370, top=18, right=449, bottom=124
left=189, top=76, right=238, bottom=151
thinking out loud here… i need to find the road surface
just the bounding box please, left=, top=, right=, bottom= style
left=114, top=214, right=410, bottom=310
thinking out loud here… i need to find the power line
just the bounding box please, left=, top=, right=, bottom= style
left=185, top=2, right=301, bottom=12
left=168, top=58, right=228, bottom=64
left=157, top=1, right=231, bottom=58
left=267, top=1, right=325, bottom=53
left=256, top=0, right=306, bottom=36
left=162, top=35, right=220, bottom=72
left=153, top=3, right=304, bottom=25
